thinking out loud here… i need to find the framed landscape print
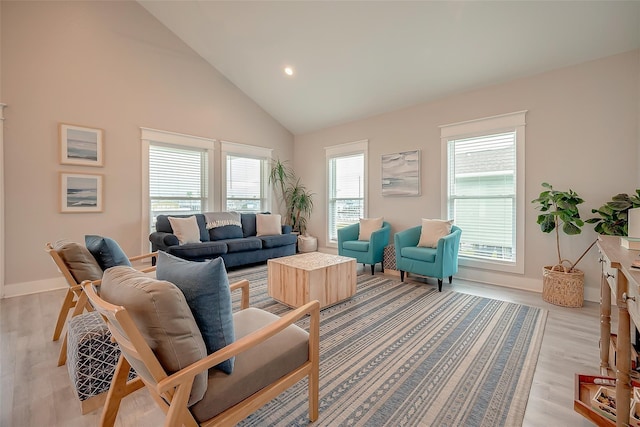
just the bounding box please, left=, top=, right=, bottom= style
left=59, top=123, right=104, bottom=166
left=60, top=172, right=103, bottom=213
left=381, top=150, right=420, bottom=196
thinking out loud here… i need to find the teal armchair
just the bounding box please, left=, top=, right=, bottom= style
left=338, top=221, right=391, bottom=274
left=394, top=225, right=461, bottom=291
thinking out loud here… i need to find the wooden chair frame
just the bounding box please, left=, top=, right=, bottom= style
left=45, top=242, right=156, bottom=366
left=83, top=278, right=320, bottom=427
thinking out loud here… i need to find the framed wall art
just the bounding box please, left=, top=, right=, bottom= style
left=60, top=172, right=103, bottom=213
left=59, top=123, right=104, bottom=166
left=381, top=150, right=420, bottom=196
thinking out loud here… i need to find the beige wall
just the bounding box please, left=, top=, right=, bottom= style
left=294, top=49, right=640, bottom=301
left=1, top=1, right=293, bottom=295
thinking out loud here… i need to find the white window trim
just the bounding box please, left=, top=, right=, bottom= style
left=220, top=140, right=273, bottom=213
left=140, top=127, right=216, bottom=254
left=439, top=111, right=527, bottom=274
left=325, top=139, right=369, bottom=248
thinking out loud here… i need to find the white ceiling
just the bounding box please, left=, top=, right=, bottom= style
left=139, top=1, right=640, bottom=135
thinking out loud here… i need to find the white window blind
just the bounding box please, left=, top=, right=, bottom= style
left=149, top=143, right=208, bottom=230
left=225, top=155, right=264, bottom=212
left=328, top=153, right=365, bottom=242
left=447, top=132, right=516, bottom=261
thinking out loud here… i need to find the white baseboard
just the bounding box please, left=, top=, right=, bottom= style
left=3, top=277, right=66, bottom=299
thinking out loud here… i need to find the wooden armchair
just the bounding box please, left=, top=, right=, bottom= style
left=84, top=267, right=320, bottom=427
left=45, top=241, right=156, bottom=366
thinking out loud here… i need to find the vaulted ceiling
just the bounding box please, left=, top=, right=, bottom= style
left=139, top=1, right=640, bottom=135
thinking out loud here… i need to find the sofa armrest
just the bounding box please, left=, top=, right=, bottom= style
left=149, top=232, right=179, bottom=249
left=281, top=224, right=292, bottom=234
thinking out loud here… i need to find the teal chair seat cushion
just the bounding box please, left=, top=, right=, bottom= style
left=342, top=240, right=370, bottom=252
left=400, top=246, right=437, bottom=263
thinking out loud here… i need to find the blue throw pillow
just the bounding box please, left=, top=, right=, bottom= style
left=85, top=235, right=132, bottom=270
left=155, top=251, right=235, bottom=374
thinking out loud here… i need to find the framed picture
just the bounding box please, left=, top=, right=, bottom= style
left=381, top=150, right=420, bottom=196
left=59, top=123, right=104, bottom=166
left=60, top=172, right=103, bottom=213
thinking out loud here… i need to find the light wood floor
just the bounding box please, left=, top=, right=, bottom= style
left=0, top=266, right=601, bottom=426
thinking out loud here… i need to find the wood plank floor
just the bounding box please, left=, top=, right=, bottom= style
left=0, top=267, right=601, bottom=426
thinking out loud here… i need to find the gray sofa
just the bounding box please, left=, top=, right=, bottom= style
left=149, top=212, right=297, bottom=268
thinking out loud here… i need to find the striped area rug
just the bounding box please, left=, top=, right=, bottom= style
left=228, top=266, right=547, bottom=427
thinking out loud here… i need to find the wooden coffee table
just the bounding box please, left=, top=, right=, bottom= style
left=267, top=252, right=357, bottom=309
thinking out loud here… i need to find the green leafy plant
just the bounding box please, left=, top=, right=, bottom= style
left=586, top=191, right=640, bottom=236
left=531, top=182, right=596, bottom=272
left=269, top=158, right=314, bottom=235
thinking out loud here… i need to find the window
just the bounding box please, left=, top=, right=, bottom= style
left=141, top=128, right=215, bottom=243
left=221, top=141, right=272, bottom=213
left=441, top=111, right=526, bottom=274
left=326, top=140, right=368, bottom=246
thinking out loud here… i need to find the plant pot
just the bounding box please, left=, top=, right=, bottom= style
left=542, top=264, right=584, bottom=308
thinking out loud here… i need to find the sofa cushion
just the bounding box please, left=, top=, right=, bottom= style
left=358, top=217, right=383, bottom=241
left=156, top=214, right=209, bottom=242
left=156, top=252, right=235, bottom=374
left=85, top=235, right=132, bottom=270
left=418, top=219, right=454, bottom=248
left=342, top=240, right=370, bottom=253
left=100, top=266, right=207, bottom=406
left=256, top=214, right=282, bottom=236
left=56, top=242, right=103, bottom=282
left=209, top=225, right=243, bottom=241
left=169, top=216, right=202, bottom=245
left=259, top=233, right=298, bottom=249
left=224, top=237, right=262, bottom=253
left=189, top=307, right=309, bottom=422
left=240, top=213, right=258, bottom=237
left=166, top=241, right=227, bottom=260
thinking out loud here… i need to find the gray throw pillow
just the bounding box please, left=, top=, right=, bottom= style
left=100, top=266, right=208, bottom=406
left=85, top=235, right=132, bottom=270
left=156, top=251, right=236, bottom=374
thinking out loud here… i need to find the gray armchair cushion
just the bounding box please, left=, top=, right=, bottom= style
left=189, top=307, right=309, bottom=422
left=56, top=242, right=103, bottom=282
left=100, top=266, right=208, bottom=406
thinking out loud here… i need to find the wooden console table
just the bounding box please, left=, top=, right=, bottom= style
left=591, top=235, right=640, bottom=426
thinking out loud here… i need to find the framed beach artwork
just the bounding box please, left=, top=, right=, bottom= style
left=59, top=123, right=104, bottom=166
left=60, top=172, right=103, bottom=213
left=381, top=150, right=420, bottom=196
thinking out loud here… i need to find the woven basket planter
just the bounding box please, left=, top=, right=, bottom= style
left=542, top=263, right=584, bottom=308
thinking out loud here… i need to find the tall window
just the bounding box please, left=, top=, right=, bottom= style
left=141, top=128, right=215, bottom=241
left=326, top=140, right=368, bottom=245
left=221, top=141, right=272, bottom=213
left=441, top=111, right=526, bottom=274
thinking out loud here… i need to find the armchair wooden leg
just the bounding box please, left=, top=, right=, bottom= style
left=100, top=355, right=143, bottom=427
left=381, top=263, right=384, bottom=273
left=400, top=271, right=405, bottom=282
left=53, top=288, right=76, bottom=341
left=437, top=279, right=443, bottom=292
left=370, top=264, right=375, bottom=275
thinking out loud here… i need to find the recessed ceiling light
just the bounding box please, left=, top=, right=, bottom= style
left=284, top=67, right=294, bottom=76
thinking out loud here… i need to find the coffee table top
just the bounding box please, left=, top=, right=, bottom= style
left=268, top=252, right=355, bottom=271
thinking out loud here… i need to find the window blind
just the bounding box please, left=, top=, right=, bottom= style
left=328, top=153, right=365, bottom=242
left=225, top=155, right=264, bottom=212
left=447, top=132, right=516, bottom=261
left=149, top=143, right=208, bottom=228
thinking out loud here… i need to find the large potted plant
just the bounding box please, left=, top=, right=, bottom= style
left=269, top=158, right=314, bottom=235
left=531, top=182, right=596, bottom=307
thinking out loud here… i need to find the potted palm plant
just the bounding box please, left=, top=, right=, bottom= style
left=531, top=182, right=597, bottom=307
left=269, top=158, right=314, bottom=235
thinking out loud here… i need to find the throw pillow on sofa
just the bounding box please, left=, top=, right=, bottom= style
left=256, top=213, right=282, bottom=236
left=85, top=235, right=132, bottom=270
left=156, top=251, right=235, bottom=374
left=168, top=216, right=201, bottom=245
